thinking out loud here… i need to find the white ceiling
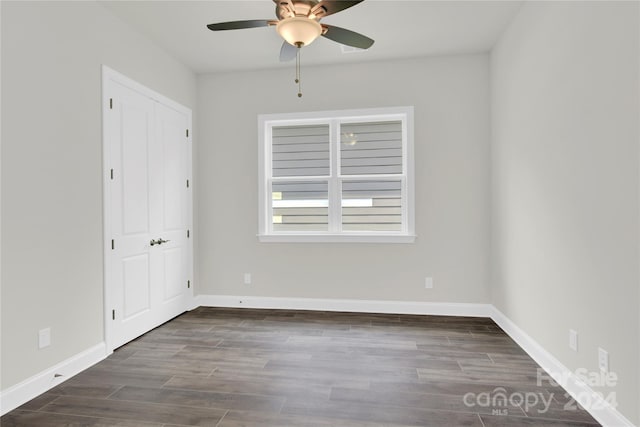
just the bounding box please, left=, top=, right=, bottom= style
left=101, top=0, right=523, bottom=74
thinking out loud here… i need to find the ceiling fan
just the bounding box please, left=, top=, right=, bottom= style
left=207, top=0, right=374, bottom=62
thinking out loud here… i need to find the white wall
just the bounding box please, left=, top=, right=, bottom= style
left=0, top=1, right=196, bottom=390
left=7, top=1, right=637, bottom=423
left=196, top=55, right=491, bottom=304
left=490, top=1, right=639, bottom=424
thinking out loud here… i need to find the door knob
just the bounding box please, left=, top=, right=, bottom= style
left=150, top=238, right=170, bottom=246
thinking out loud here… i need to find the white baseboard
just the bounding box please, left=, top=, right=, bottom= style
left=0, top=342, right=107, bottom=416
left=195, top=294, right=492, bottom=317
left=490, top=306, right=634, bottom=427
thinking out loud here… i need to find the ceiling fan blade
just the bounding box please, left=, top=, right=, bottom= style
left=279, top=41, right=297, bottom=62
left=321, top=24, right=374, bottom=49
left=311, top=1, right=364, bottom=18
left=207, top=20, right=272, bottom=31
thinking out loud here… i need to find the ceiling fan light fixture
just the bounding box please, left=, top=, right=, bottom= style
left=276, top=17, right=322, bottom=47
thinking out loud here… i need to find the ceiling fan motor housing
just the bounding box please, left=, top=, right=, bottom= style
left=275, top=0, right=326, bottom=20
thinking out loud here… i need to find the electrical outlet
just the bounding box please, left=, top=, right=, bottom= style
left=243, top=273, right=251, bottom=285
left=569, top=329, right=578, bottom=351
left=598, top=347, right=609, bottom=372
left=425, top=277, right=433, bottom=289
left=38, top=328, right=51, bottom=349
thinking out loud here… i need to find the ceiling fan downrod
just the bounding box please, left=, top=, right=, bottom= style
left=295, top=42, right=303, bottom=98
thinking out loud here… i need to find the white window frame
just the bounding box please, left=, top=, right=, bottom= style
left=258, top=106, right=415, bottom=243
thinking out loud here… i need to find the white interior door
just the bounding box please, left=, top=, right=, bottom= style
left=152, top=102, right=190, bottom=320
left=103, top=67, right=192, bottom=350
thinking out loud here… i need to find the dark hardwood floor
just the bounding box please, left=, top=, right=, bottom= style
left=2, top=307, right=599, bottom=426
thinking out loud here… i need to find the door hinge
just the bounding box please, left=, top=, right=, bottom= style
left=110, top=169, right=114, bottom=180
left=109, top=98, right=113, bottom=109
left=186, top=129, right=189, bottom=138
left=186, top=179, right=190, bottom=188
left=187, top=280, right=191, bottom=289
left=111, top=239, right=115, bottom=250
left=112, top=309, right=115, bottom=320
left=187, top=229, right=190, bottom=238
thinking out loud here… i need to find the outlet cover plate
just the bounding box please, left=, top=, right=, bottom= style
left=38, top=328, right=51, bottom=349
left=569, top=329, right=578, bottom=351
left=598, top=347, right=609, bottom=372
left=425, top=277, right=433, bottom=289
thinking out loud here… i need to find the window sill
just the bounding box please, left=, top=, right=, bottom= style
left=257, top=234, right=417, bottom=244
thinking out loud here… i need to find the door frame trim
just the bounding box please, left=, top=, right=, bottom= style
left=101, top=65, right=193, bottom=353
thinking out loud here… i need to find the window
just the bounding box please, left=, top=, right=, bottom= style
left=258, top=107, right=415, bottom=243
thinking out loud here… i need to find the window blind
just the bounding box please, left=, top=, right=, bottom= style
left=340, top=121, right=403, bottom=175
left=272, top=124, right=330, bottom=177
left=272, top=181, right=328, bottom=232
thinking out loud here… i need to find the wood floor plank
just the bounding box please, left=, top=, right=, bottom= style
left=124, top=339, right=188, bottom=352
left=109, top=385, right=285, bottom=412
left=164, top=374, right=333, bottom=400
left=488, top=353, right=542, bottom=365
left=349, top=345, right=494, bottom=361
left=210, top=365, right=372, bottom=390
left=417, top=342, right=527, bottom=355
left=0, top=410, right=164, bottom=427
left=458, top=359, right=541, bottom=375
left=93, top=357, right=216, bottom=377
left=177, top=344, right=314, bottom=362
left=263, top=358, right=421, bottom=381
left=169, top=345, right=271, bottom=367
left=309, top=350, right=464, bottom=371
left=218, top=409, right=402, bottom=427
left=281, top=397, right=484, bottom=426
left=417, top=366, right=541, bottom=385
left=14, top=393, right=60, bottom=411
left=286, top=335, right=419, bottom=350
left=137, top=335, right=223, bottom=348
left=62, top=369, right=173, bottom=389
left=480, top=413, right=600, bottom=426
left=40, top=395, right=227, bottom=426
left=329, top=386, right=527, bottom=416
left=47, top=383, right=124, bottom=399
left=347, top=324, right=476, bottom=338
left=347, top=335, right=452, bottom=347
left=370, top=379, right=555, bottom=399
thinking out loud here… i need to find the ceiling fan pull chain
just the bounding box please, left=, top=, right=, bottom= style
left=295, top=44, right=302, bottom=98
